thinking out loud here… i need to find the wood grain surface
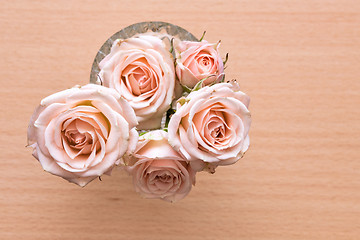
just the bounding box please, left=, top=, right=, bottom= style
left=1, top=1, right=359, bottom=239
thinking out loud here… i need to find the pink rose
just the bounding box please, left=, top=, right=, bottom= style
left=98, top=34, right=176, bottom=130
left=27, top=84, right=138, bottom=187
left=125, top=130, right=195, bottom=202
left=168, top=81, right=251, bottom=172
left=175, top=40, right=224, bottom=88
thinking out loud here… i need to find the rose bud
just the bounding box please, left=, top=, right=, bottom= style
left=124, top=130, right=195, bottom=202
left=175, top=40, right=224, bottom=89
left=168, top=81, right=251, bottom=172
left=98, top=33, right=176, bottom=130
left=27, top=84, right=138, bottom=187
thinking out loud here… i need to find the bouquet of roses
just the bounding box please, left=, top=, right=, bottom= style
left=27, top=24, right=251, bottom=202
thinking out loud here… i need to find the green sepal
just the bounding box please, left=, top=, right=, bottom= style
left=177, top=97, right=190, bottom=106
left=199, top=31, right=206, bottom=42
left=182, top=85, right=192, bottom=93
left=169, top=38, right=175, bottom=54
left=223, top=53, right=229, bottom=66
left=191, top=74, right=216, bottom=92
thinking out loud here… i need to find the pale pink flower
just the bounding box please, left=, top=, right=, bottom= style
left=98, top=34, right=176, bottom=130
left=125, top=130, right=195, bottom=202
left=175, top=40, right=224, bottom=88
left=27, top=84, right=138, bottom=187
left=168, top=81, right=251, bottom=172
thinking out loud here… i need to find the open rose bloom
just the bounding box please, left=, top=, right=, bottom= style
left=28, top=25, right=251, bottom=202
left=27, top=84, right=138, bottom=186
left=98, top=33, right=176, bottom=130
left=124, top=130, right=195, bottom=202
left=175, top=40, right=224, bottom=88
left=168, top=81, right=251, bottom=172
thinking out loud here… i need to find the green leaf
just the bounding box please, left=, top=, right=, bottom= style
left=164, top=107, right=176, bottom=129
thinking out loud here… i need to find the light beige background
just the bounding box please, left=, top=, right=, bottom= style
left=1, top=0, right=359, bottom=239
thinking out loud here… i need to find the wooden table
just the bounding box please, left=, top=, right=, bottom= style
left=1, top=1, right=359, bottom=239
